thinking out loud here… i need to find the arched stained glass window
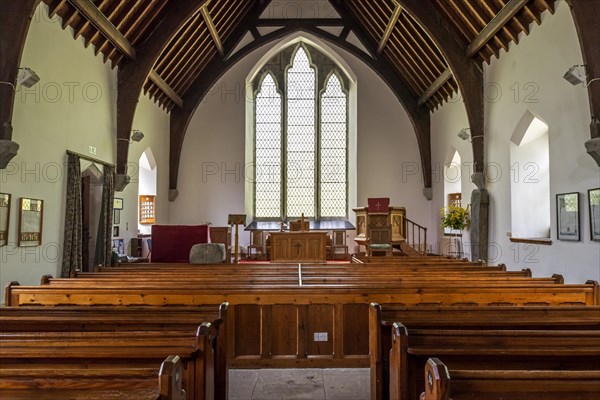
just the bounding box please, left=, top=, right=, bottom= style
left=255, top=74, right=281, bottom=218
left=254, top=44, right=348, bottom=220
left=320, top=74, right=347, bottom=218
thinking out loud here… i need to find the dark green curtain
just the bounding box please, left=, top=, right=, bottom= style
left=61, top=154, right=82, bottom=277
left=94, top=164, right=115, bottom=267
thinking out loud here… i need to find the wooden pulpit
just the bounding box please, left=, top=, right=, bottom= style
left=353, top=205, right=406, bottom=253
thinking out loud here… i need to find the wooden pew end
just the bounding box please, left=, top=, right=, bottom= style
left=552, top=274, right=565, bottom=284
left=4, top=281, right=20, bottom=306
left=421, top=358, right=450, bottom=400
left=159, top=355, right=187, bottom=400
left=522, top=268, right=532, bottom=277
left=40, top=274, right=53, bottom=285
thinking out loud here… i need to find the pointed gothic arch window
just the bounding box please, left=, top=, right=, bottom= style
left=254, top=44, right=349, bottom=220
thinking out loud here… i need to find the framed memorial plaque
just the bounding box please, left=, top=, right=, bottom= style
left=556, top=192, right=579, bottom=241
left=0, top=193, right=10, bottom=246
left=589, top=188, right=600, bottom=242
left=18, top=197, right=43, bottom=247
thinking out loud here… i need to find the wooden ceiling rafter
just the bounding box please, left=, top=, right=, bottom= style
left=466, top=0, right=529, bottom=57
left=48, top=0, right=67, bottom=18
left=395, top=0, right=485, bottom=176
left=83, top=0, right=127, bottom=46
left=95, top=0, right=142, bottom=59
left=392, top=19, right=441, bottom=88
left=464, top=0, right=510, bottom=53
left=478, top=0, right=520, bottom=44
left=67, top=0, right=136, bottom=60
left=256, top=19, right=344, bottom=26
left=170, top=0, right=275, bottom=195
left=148, top=70, right=183, bottom=108
left=72, top=0, right=108, bottom=40
left=153, top=13, right=204, bottom=74
left=200, top=1, right=224, bottom=56
left=116, top=0, right=212, bottom=176
left=157, top=23, right=210, bottom=85
left=111, top=0, right=170, bottom=66
left=327, top=0, right=432, bottom=190
left=378, top=1, right=403, bottom=55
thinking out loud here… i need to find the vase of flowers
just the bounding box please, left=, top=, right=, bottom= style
left=440, top=205, right=471, bottom=258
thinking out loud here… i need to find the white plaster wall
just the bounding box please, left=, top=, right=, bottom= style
left=118, top=96, right=170, bottom=247
left=431, top=0, right=600, bottom=283
left=0, top=4, right=170, bottom=301
left=510, top=135, right=550, bottom=238
left=171, top=36, right=431, bottom=250
left=0, top=4, right=116, bottom=299
left=430, top=96, right=476, bottom=255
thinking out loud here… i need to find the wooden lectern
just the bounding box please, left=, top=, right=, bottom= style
left=227, top=214, right=246, bottom=263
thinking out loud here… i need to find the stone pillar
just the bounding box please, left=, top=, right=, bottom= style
left=470, top=172, right=489, bottom=262
left=469, top=188, right=489, bottom=262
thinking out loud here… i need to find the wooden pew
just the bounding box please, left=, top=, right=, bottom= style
left=369, top=303, right=600, bottom=399
left=0, top=304, right=228, bottom=400
left=420, top=357, right=600, bottom=400
left=6, top=280, right=598, bottom=307
left=0, top=354, right=187, bottom=400
left=0, top=323, right=214, bottom=400
left=46, top=274, right=562, bottom=288
left=386, top=322, right=600, bottom=400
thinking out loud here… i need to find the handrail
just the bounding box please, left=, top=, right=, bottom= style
left=403, top=217, right=428, bottom=256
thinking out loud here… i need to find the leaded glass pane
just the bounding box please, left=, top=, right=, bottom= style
left=287, top=47, right=316, bottom=218
left=320, top=75, right=347, bottom=217
left=255, top=74, right=281, bottom=218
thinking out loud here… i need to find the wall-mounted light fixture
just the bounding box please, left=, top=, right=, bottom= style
left=457, top=128, right=483, bottom=142
left=0, top=67, right=41, bottom=91
left=130, top=130, right=144, bottom=142
left=563, top=65, right=600, bottom=87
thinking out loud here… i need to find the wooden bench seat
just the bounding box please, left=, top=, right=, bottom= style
left=0, top=323, right=214, bottom=399
left=6, top=282, right=597, bottom=307
left=386, top=323, right=600, bottom=400
left=369, top=303, right=600, bottom=399
left=0, top=304, right=228, bottom=399
left=0, top=354, right=186, bottom=400
left=421, top=357, right=600, bottom=400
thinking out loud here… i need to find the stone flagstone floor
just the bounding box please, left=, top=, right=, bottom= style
left=228, top=368, right=370, bottom=400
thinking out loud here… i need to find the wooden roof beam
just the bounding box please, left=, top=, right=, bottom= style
left=466, top=0, right=529, bottom=58
left=67, top=0, right=136, bottom=60
left=256, top=18, right=344, bottom=26
left=0, top=0, right=41, bottom=158
left=568, top=0, right=600, bottom=164
left=328, top=0, right=432, bottom=191
left=200, top=2, right=224, bottom=56
left=115, top=0, right=210, bottom=180
left=148, top=71, right=183, bottom=108
left=377, top=0, right=403, bottom=54
left=418, top=68, right=452, bottom=105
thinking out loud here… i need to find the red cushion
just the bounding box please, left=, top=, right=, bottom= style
left=151, top=225, right=209, bottom=263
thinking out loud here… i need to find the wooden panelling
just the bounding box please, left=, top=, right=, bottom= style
left=269, top=305, right=299, bottom=358
left=233, top=304, right=260, bottom=358
left=343, top=304, right=369, bottom=356
left=306, top=305, right=335, bottom=357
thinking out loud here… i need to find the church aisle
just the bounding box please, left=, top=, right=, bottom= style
left=229, top=368, right=370, bottom=400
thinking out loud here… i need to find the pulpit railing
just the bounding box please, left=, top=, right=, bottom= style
left=404, top=217, right=427, bottom=256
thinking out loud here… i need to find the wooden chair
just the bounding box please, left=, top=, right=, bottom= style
left=332, top=230, right=348, bottom=260
left=247, top=230, right=264, bottom=259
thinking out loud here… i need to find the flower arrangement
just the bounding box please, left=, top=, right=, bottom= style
left=440, top=205, right=471, bottom=231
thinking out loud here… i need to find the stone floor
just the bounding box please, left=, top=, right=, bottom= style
left=228, top=368, right=370, bottom=400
